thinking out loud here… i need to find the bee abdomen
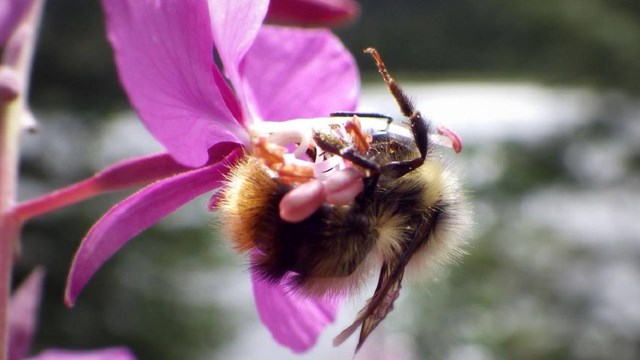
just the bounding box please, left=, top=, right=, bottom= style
left=254, top=203, right=378, bottom=288
left=250, top=201, right=331, bottom=284
left=219, top=157, right=377, bottom=289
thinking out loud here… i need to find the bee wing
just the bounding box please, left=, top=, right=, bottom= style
left=333, top=216, right=431, bottom=351
left=358, top=262, right=405, bottom=349
left=332, top=261, right=405, bottom=351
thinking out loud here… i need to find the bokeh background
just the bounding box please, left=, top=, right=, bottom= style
left=11, top=0, right=640, bottom=359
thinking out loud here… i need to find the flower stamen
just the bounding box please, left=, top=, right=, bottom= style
left=434, top=125, right=463, bottom=153
left=253, top=137, right=315, bottom=184
left=344, top=115, right=372, bottom=155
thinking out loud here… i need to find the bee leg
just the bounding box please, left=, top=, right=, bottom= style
left=312, top=131, right=380, bottom=175
left=365, top=48, right=415, bottom=119
left=365, top=48, right=431, bottom=178
left=313, top=131, right=381, bottom=200
left=378, top=112, right=429, bottom=179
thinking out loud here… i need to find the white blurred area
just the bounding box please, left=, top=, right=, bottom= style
left=20, top=82, right=640, bottom=359
left=360, top=82, right=600, bottom=145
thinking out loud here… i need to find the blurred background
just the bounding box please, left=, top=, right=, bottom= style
left=11, top=0, right=640, bottom=359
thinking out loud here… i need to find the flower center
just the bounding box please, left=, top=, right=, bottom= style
left=248, top=115, right=462, bottom=184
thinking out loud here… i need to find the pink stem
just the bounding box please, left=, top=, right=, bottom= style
left=14, top=178, right=100, bottom=222
left=13, top=152, right=192, bottom=222
left=0, top=217, right=19, bottom=360
left=0, top=1, right=45, bottom=358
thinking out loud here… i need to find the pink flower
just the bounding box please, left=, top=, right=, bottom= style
left=0, top=0, right=40, bottom=101
left=26, top=349, right=136, bottom=360
left=267, top=0, right=360, bottom=27
left=10, top=269, right=136, bottom=360
left=9, top=269, right=43, bottom=360
left=0, top=0, right=32, bottom=46
left=62, top=0, right=358, bottom=353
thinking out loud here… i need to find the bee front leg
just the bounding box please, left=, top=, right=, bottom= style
left=312, top=131, right=380, bottom=175
left=365, top=48, right=431, bottom=179
left=312, top=131, right=381, bottom=199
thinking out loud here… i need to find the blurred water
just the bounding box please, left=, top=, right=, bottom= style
left=20, top=82, right=640, bottom=359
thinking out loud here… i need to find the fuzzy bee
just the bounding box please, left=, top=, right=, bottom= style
left=218, top=48, right=471, bottom=351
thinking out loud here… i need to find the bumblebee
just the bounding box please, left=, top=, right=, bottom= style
left=218, top=48, right=471, bottom=351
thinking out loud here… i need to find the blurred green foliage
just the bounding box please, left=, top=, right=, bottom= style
left=17, top=199, right=235, bottom=359
left=30, top=1, right=126, bottom=114
left=28, top=0, right=640, bottom=114
left=340, top=0, right=640, bottom=91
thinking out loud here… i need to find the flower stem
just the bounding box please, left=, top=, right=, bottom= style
left=13, top=178, right=101, bottom=222
left=0, top=216, right=19, bottom=360
left=0, top=0, right=45, bottom=358
left=13, top=152, right=193, bottom=222
left=0, top=103, right=21, bottom=360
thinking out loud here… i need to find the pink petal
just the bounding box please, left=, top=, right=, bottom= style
left=26, top=348, right=136, bottom=360
left=279, top=179, right=326, bottom=223
left=322, top=168, right=364, bottom=205
left=0, top=0, right=31, bottom=46
left=102, top=0, right=246, bottom=167
left=267, top=0, right=360, bottom=27
left=251, top=270, right=339, bottom=353
left=92, top=153, right=191, bottom=190
left=241, top=26, right=359, bottom=121
left=207, top=0, right=268, bottom=117
left=436, top=125, right=463, bottom=153
left=0, top=65, right=20, bottom=100
left=9, top=268, right=45, bottom=360
left=65, top=148, right=242, bottom=306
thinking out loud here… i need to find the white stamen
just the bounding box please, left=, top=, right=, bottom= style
left=313, top=155, right=345, bottom=179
